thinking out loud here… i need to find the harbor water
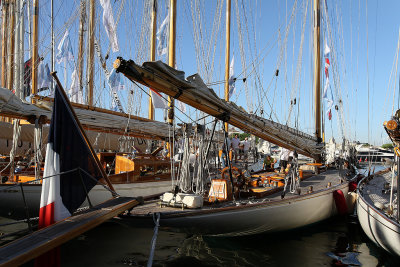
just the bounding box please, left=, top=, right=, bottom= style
left=58, top=165, right=400, bottom=267
left=6, top=164, right=398, bottom=266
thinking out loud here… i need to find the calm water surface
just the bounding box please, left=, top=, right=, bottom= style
left=59, top=165, right=400, bottom=267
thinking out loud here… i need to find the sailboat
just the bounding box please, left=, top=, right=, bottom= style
left=356, top=114, right=400, bottom=256
left=0, top=0, right=177, bottom=219
left=112, top=0, right=361, bottom=237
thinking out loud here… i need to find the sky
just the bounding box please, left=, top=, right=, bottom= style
left=6, top=0, right=400, bottom=146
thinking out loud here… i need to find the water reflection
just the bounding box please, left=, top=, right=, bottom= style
left=60, top=216, right=399, bottom=267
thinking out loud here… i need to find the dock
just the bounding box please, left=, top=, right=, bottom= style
left=0, top=196, right=139, bottom=267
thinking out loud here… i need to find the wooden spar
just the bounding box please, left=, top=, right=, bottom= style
left=7, top=0, right=15, bottom=91
left=113, top=58, right=320, bottom=159
left=168, top=0, right=176, bottom=124
left=87, top=0, right=95, bottom=106
left=224, top=0, right=231, bottom=132
left=166, top=0, right=176, bottom=156
left=78, top=0, right=86, bottom=101
left=313, top=0, right=321, bottom=144
left=1, top=0, right=9, bottom=88
left=148, top=0, right=157, bottom=120
left=31, top=0, right=39, bottom=104
left=51, top=72, right=116, bottom=193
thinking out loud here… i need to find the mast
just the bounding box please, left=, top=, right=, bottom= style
left=313, top=0, right=321, bottom=145
left=167, top=0, right=176, bottom=124
left=17, top=0, right=24, bottom=99
left=1, top=0, right=9, bottom=88
left=87, top=0, right=95, bottom=106
left=7, top=0, right=15, bottom=91
left=51, top=0, right=54, bottom=87
left=78, top=0, right=86, bottom=101
left=31, top=0, right=39, bottom=103
left=224, top=0, right=231, bottom=132
left=148, top=0, right=157, bottom=120
left=165, top=0, right=176, bottom=156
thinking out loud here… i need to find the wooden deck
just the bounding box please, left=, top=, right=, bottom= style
left=0, top=197, right=139, bottom=267
left=127, top=169, right=350, bottom=216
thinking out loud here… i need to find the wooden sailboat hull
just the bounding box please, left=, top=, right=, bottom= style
left=0, top=180, right=172, bottom=220
left=357, top=175, right=400, bottom=256
left=125, top=173, right=357, bottom=237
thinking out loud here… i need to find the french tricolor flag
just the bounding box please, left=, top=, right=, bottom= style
left=38, top=84, right=104, bottom=229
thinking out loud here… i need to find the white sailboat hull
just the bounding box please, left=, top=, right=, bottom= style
left=131, top=181, right=355, bottom=237
left=0, top=180, right=172, bottom=220
left=357, top=187, right=400, bottom=256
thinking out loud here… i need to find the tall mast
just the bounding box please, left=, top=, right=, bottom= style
left=167, top=0, right=176, bottom=125
left=87, top=0, right=95, bottom=106
left=17, top=0, right=24, bottom=99
left=1, top=0, right=9, bottom=88
left=51, top=0, right=54, bottom=86
left=313, top=0, right=321, bottom=145
left=31, top=0, right=39, bottom=103
left=148, top=0, right=157, bottom=120
left=7, top=0, right=15, bottom=91
left=224, top=0, right=231, bottom=132
left=78, top=0, right=86, bottom=101
left=166, top=0, right=176, bottom=157
left=13, top=0, right=20, bottom=95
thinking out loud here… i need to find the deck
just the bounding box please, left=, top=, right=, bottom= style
left=126, top=169, right=350, bottom=216
left=360, top=170, right=398, bottom=219
left=0, top=197, right=139, bottom=267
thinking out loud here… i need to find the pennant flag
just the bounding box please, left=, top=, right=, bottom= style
left=228, top=56, right=236, bottom=98
left=38, top=84, right=104, bottom=229
left=108, top=69, right=125, bottom=91
left=176, top=99, right=186, bottom=113
left=38, top=62, right=52, bottom=92
left=56, top=30, right=74, bottom=64
left=100, top=0, right=119, bottom=52
left=156, top=13, right=169, bottom=56
left=23, top=58, right=32, bottom=97
left=150, top=88, right=168, bottom=109
left=323, top=41, right=333, bottom=120
left=69, top=69, right=84, bottom=104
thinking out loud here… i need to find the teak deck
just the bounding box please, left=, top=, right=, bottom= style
left=0, top=197, right=139, bottom=267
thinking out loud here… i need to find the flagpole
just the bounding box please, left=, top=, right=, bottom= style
left=50, top=72, right=116, bottom=194
left=148, top=0, right=157, bottom=120
left=224, top=0, right=231, bottom=133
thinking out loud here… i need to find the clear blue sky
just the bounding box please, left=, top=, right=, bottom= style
left=32, top=0, right=400, bottom=146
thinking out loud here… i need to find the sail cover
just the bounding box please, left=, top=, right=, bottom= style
left=0, top=87, right=170, bottom=139
left=113, top=58, right=323, bottom=159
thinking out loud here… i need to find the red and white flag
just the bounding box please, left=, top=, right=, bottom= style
left=150, top=88, right=168, bottom=109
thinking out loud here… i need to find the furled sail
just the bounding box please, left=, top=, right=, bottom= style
left=0, top=87, right=170, bottom=140
left=113, top=58, right=323, bottom=159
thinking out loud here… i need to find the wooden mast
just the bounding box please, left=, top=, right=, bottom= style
left=31, top=0, right=39, bottom=103
left=78, top=0, right=86, bottom=101
left=224, top=0, right=231, bottom=132
left=1, top=0, right=9, bottom=88
left=7, top=0, right=15, bottom=91
left=87, top=0, right=95, bottom=106
left=167, top=0, right=176, bottom=123
left=166, top=0, right=176, bottom=156
left=313, top=0, right=322, bottom=163
left=148, top=0, right=157, bottom=120
left=313, top=0, right=321, bottom=143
